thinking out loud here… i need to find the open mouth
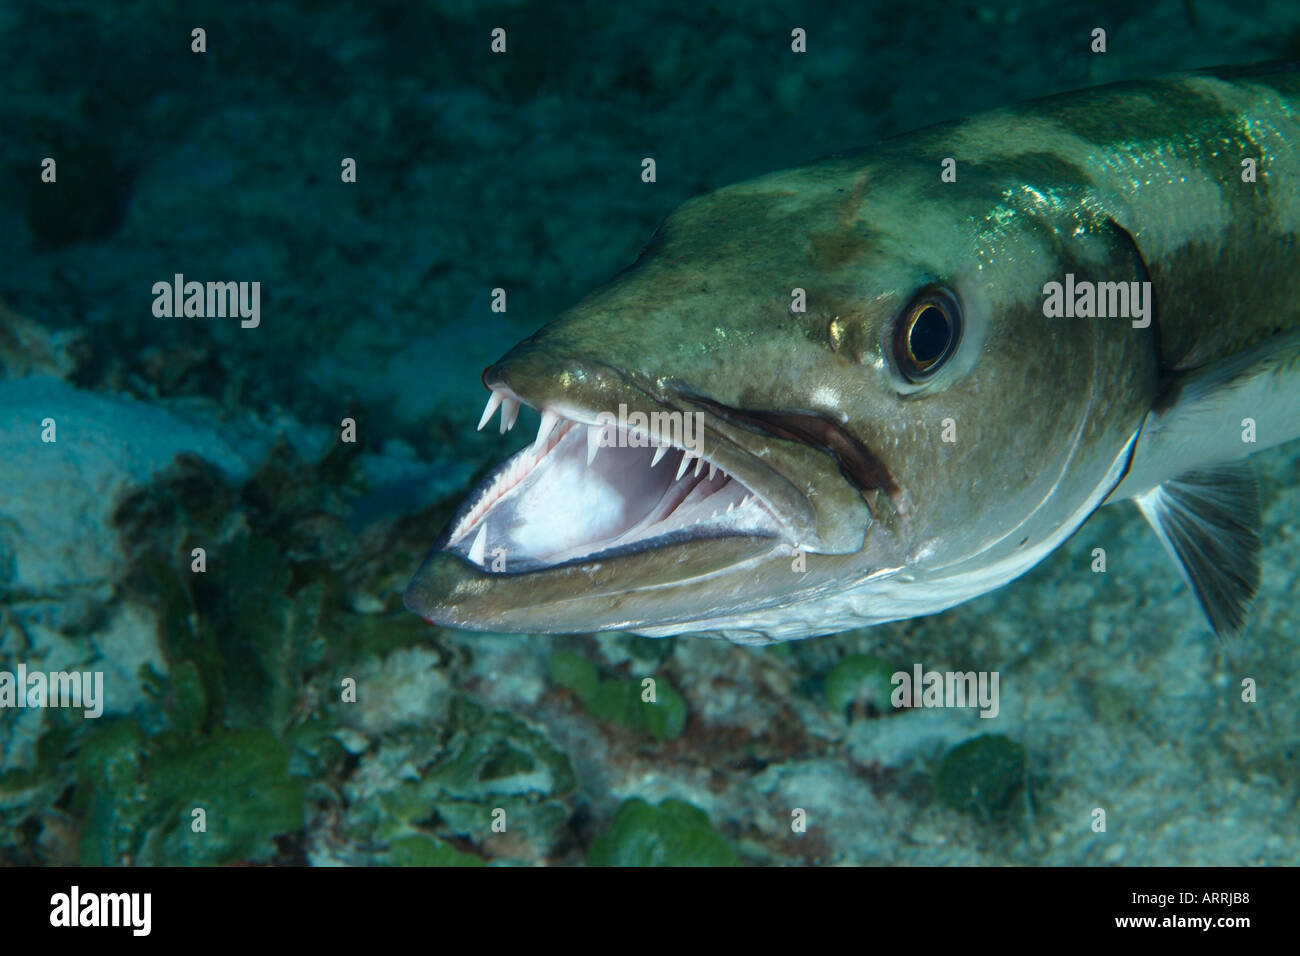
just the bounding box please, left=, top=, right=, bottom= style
left=442, top=386, right=787, bottom=572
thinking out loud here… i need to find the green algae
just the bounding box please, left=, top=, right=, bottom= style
left=825, top=653, right=898, bottom=719
left=0, top=441, right=501, bottom=866
left=74, top=720, right=149, bottom=866
left=934, top=734, right=1028, bottom=821
left=588, top=798, right=742, bottom=867
left=154, top=660, right=206, bottom=739
left=380, top=834, right=485, bottom=867
left=141, top=729, right=305, bottom=866
left=590, top=679, right=688, bottom=740
left=548, top=651, right=599, bottom=702
left=192, top=531, right=327, bottom=734
left=549, top=651, right=687, bottom=741
left=72, top=719, right=304, bottom=866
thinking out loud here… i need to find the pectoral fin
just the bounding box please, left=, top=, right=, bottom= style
left=1133, top=461, right=1261, bottom=638
left=1113, top=328, right=1300, bottom=500
left=1111, top=329, right=1299, bottom=636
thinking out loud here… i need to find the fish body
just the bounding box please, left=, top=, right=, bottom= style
left=406, top=64, right=1300, bottom=643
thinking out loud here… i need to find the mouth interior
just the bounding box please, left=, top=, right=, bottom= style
left=445, top=395, right=784, bottom=571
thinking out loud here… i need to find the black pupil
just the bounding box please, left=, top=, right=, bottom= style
left=909, top=306, right=951, bottom=364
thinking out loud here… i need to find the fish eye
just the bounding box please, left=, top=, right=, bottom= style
left=894, top=287, right=962, bottom=381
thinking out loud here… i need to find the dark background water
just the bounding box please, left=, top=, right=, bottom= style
left=9, top=0, right=1300, bottom=443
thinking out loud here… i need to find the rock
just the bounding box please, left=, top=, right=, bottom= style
left=0, top=376, right=256, bottom=623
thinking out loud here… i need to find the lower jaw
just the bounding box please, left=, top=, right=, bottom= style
left=405, top=534, right=786, bottom=633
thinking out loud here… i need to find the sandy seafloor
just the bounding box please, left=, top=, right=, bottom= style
left=0, top=0, right=1297, bottom=865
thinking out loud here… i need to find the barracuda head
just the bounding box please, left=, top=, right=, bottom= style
left=406, top=141, right=1158, bottom=642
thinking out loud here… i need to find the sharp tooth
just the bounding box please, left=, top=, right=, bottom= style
left=469, top=523, right=487, bottom=565
left=587, top=425, right=601, bottom=466
left=727, top=501, right=735, bottom=513
left=708, top=463, right=718, bottom=480
left=500, top=398, right=520, bottom=433
left=651, top=445, right=668, bottom=467
left=476, top=391, right=503, bottom=431
left=694, top=457, right=705, bottom=477
left=741, top=494, right=752, bottom=507
left=534, top=410, right=560, bottom=451
left=675, top=453, right=693, bottom=480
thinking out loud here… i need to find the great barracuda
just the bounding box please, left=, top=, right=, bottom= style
left=406, top=64, right=1300, bottom=644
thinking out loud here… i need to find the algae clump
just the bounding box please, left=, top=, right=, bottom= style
left=549, top=652, right=687, bottom=741
left=588, top=798, right=742, bottom=867
left=825, top=654, right=898, bottom=719
left=934, top=733, right=1027, bottom=820
left=74, top=720, right=304, bottom=866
